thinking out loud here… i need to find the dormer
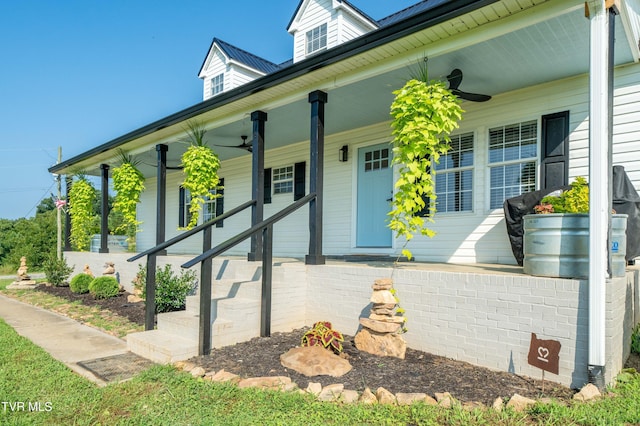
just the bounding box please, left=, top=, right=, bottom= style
left=287, top=0, right=378, bottom=63
left=198, top=38, right=281, bottom=101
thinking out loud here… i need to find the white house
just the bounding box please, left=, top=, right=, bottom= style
left=50, top=0, right=640, bottom=389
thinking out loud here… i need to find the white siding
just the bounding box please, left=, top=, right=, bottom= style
left=291, top=0, right=336, bottom=63
left=201, top=49, right=228, bottom=101
left=336, top=8, right=372, bottom=44
left=138, top=62, right=640, bottom=265
left=230, top=65, right=262, bottom=88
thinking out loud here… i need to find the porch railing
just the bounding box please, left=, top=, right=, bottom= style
left=182, top=192, right=317, bottom=355
left=127, top=199, right=256, bottom=330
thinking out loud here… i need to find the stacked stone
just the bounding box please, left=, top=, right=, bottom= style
left=354, top=278, right=407, bottom=359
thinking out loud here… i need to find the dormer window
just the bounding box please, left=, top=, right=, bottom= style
left=211, top=73, right=224, bottom=96
left=306, top=23, right=327, bottom=55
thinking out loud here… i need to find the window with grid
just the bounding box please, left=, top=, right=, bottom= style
left=202, top=189, right=219, bottom=222
left=488, top=120, right=537, bottom=209
left=273, top=166, right=294, bottom=194
left=306, top=23, right=327, bottom=55
left=434, top=132, right=474, bottom=213
left=211, top=73, right=224, bottom=96
left=182, top=188, right=193, bottom=226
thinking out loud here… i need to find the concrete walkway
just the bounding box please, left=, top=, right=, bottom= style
left=0, top=294, right=129, bottom=386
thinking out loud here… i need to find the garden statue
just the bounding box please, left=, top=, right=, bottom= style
left=103, top=262, right=115, bottom=275
left=83, top=264, right=94, bottom=277
left=16, top=256, right=30, bottom=281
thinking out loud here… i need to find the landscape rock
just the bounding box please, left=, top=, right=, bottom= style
left=573, top=383, right=601, bottom=402
left=396, top=393, right=427, bottom=406
left=359, top=387, right=377, bottom=404
left=359, top=317, right=401, bottom=334
left=305, top=382, right=322, bottom=396
left=280, top=345, right=352, bottom=377
left=190, top=366, right=206, bottom=377
left=205, top=369, right=240, bottom=383
left=435, top=392, right=455, bottom=408
left=506, top=393, right=536, bottom=412
left=127, top=294, right=143, bottom=303
left=238, top=376, right=291, bottom=390
left=492, top=397, right=504, bottom=412
left=317, top=384, right=344, bottom=402
left=372, top=278, right=393, bottom=290
left=370, top=290, right=397, bottom=304
left=369, top=313, right=405, bottom=323
left=376, top=387, right=396, bottom=405
left=340, top=389, right=359, bottom=404
left=354, top=328, right=406, bottom=359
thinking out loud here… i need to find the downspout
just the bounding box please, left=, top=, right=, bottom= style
left=587, top=0, right=616, bottom=389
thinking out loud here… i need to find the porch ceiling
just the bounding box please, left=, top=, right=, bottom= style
left=55, top=2, right=637, bottom=178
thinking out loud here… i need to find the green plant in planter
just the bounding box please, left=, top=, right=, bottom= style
left=388, top=61, right=463, bottom=259
left=301, top=321, right=345, bottom=355
left=535, top=176, right=589, bottom=214
left=89, top=276, right=120, bottom=299
left=180, top=121, right=221, bottom=230
left=112, top=150, right=145, bottom=243
left=68, top=174, right=98, bottom=251
left=69, top=273, right=93, bottom=294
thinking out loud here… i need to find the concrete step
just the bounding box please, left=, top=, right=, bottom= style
left=127, top=329, right=198, bottom=364
left=186, top=280, right=261, bottom=312
left=157, top=310, right=233, bottom=341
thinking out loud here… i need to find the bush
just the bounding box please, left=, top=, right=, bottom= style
left=43, top=255, right=73, bottom=287
left=69, top=273, right=93, bottom=294
left=632, top=324, right=640, bottom=354
left=139, top=264, right=198, bottom=313
left=89, top=276, right=120, bottom=299
left=301, top=321, right=344, bottom=355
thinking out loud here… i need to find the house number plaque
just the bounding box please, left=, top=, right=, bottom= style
left=527, top=333, right=561, bottom=375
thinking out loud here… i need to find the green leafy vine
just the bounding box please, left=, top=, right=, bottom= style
left=69, top=175, right=97, bottom=251
left=388, top=65, right=463, bottom=259
left=112, top=150, right=145, bottom=240
left=180, top=121, right=221, bottom=229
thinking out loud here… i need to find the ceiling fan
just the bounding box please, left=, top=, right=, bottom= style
left=446, top=69, right=491, bottom=102
left=213, top=135, right=252, bottom=152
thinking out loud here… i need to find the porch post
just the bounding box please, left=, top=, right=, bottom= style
left=248, top=110, right=267, bottom=261
left=63, top=175, right=72, bottom=251
left=306, top=90, right=327, bottom=265
left=99, top=164, right=109, bottom=253
left=156, top=144, right=168, bottom=255
left=587, top=0, right=615, bottom=389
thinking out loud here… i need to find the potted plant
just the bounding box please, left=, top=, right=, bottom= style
left=523, top=177, right=627, bottom=278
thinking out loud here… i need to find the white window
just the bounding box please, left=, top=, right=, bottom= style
left=306, top=23, right=327, bottom=55
left=211, top=73, right=224, bottom=96
left=273, top=166, right=294, bottom=194
left=488, top=120, right=537, bottom=209
left=435, top=132, right=474, bottom=213
left=202, top=189, right=219, bottom=222
left=182, top=188, right=193, bottom=226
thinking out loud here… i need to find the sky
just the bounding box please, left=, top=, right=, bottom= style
left=0, top=0, right=418, bottom=220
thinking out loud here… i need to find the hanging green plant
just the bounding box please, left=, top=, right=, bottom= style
left=388, top=61, right=464, bottom=259
left=112, top=150, right=145, bottom=240
left=69, top=174, right=97, bottom=251
left=180, top=120, right=221, bottom=229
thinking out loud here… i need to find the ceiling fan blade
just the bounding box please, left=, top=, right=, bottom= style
left=451, top=89, right=492, bottom=102
left=446, top=68, right=463, bottom=90
left=213, top=143, right=252, bottom=152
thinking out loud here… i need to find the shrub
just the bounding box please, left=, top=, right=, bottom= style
left=632, top=324, right=640, bottom=355
left=69, top=273, right=93, bottom=294
left=89, top=276, right=120, bottom=299
left=139, top=264, right=198, bottom=313
left=43, top=255, right=73, bottom=287
left=301, top=321, right=344, bottom=355
left=535, top=176, right=589, bottom=214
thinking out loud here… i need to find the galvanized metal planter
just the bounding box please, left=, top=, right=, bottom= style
left=523, top=213, right=627, bottom=278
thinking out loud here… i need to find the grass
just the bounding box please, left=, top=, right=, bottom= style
left=2, top=278, right=640, bottom=424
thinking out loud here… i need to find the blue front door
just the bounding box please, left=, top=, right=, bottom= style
left=357, top=143, right=393, bottom=247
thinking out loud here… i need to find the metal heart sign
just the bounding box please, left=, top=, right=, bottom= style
left=527, top=333, right=561, bottom=375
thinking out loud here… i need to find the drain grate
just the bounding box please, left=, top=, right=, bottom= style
left=77, top=352, right=155, bottom=383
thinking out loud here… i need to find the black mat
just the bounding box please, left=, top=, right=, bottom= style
left=77, top=352, right=155, bottom=383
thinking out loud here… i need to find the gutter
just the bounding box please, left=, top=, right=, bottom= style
left=49, top=0, right=497, bottom=174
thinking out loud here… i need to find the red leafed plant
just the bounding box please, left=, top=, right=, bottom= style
left=301, top=321, right=344, bottom=355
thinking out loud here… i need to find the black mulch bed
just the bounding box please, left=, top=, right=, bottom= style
left=34, top=284, right=640, bottom=406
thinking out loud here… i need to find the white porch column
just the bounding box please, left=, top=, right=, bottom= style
left=587, top=0, right=615, bottom=388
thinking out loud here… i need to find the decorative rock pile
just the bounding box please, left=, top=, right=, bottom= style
left=173, top=360, right=602, bottom=409
left=354, top=278, right=407, bottom=359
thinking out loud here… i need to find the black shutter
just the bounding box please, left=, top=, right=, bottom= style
left=178, top=187, right=185, bottom=228
left=215, top=178, right=224, bottom=228
left=294, top=162, right=306, bottom=201
left=264, top=168, right=272, bottom=204
left=541, top=111, right=569, bottom=189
